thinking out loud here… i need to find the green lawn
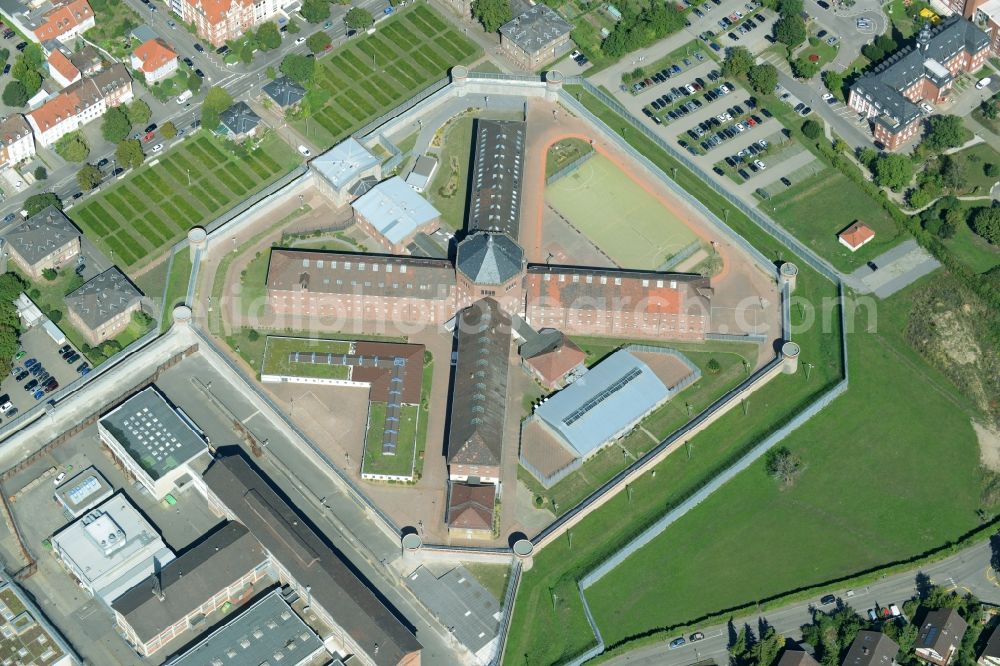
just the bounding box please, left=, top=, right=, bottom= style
left=465, top=563, right=511, bottom=602
left=69, top=131, right=300, bottom=272
left=585, top=272, right=989, bottom=647
left=947, top=142, right=1000, bottom=196
left=546, top=138, right=595, bottom=178
left=262, top=336, right=352, bottom=378
left=426, top=114, right=474, bottom=230
left=764, top=168, right=903, bottom=271
left=943, top=216, right=1000, bottom=274
left=362, top=403, right=420, bottom=478
left=159, top=250, right=193, bottom=332
left=292, top=5, right=480, bottom=149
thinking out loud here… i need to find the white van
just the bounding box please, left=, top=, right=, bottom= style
left=177, top=89, right=193, bottom=104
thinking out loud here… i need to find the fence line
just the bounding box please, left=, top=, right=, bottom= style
left=658, top=239, right=702, bottom=272
left=356, top=77, right=450, bottom=140
left=546, top=149, right=596, bottom=185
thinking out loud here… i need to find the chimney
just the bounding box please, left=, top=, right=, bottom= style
left=151, top=573, right=164, bottom=601
left=918, top=22, right=932, bottom=53
left=862, top=647, right=870, bottom=656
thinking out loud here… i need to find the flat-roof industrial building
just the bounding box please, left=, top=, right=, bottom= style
left=98, top=386, right=209, bottom=500
left=352, top=176, right=442, bottom=254
left=50, top=492, right=175, bottom=605
left=312, top=137, right=382, bottom=206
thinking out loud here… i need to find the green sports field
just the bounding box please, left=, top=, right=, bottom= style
left=545, top=153, right=699, bottom=269
left=69, top=132, right=299, bottom=272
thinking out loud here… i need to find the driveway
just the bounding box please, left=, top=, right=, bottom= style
left=804, top=0, right=887, bottom=70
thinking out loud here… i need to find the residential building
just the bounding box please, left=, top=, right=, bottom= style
left=838, top=222, right=876, bottom=252
left=404, top=155, right=437, bottom=193
left=202, top=451, right=424, bottom=666
left=30, top=0, right=95, bottom=43
left=467, top=119, right=525, bottom=237
left=499, top=4, right=573, bottom=70
left=447, top=298, right=512, bottom=486
left=1, top=205, right=80, bottom=279
left=977, top=623, right=1000, bottom=666
left=352, top=176, right=442, bottom=254
left=915, top=608, right=967, bottom=666
left=519, top=328, right=586, bottom=388
left=0, top=114, right=36, bottom=169
left=778, top=649, right=820, bottom=666
left=261, top=76, right=306, bottom=112
left=0, top=572, right=77, bottom=666
left=844, top=631, right=899, bottom=666
left=65, top=267, right=144, bottom=345
left=848, top=18, right=990, bottom=150
left=130, top=38, right=178, bottom=83
left=111, top=522, right=271, bottom=657
left=162, top=588, right=328, bottom=666
left=175, top=0, right=284, bottom=47
left=26, top=64, right=133, bottom=147
left=53, top=466, right=113, bottom=518
left=311, top=137, right=382, bottom=204
left=98, top=386, right=210, bottom=500
left=50, top=492, right=176, bottom=605
left=218, top=100, right=262, bottom=140
left=69, top=44, right=103, bottom=76
left=47, top=48, right=80, bottom=87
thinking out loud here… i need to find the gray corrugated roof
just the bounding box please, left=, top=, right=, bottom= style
left=262, top=76, right=306, bottom=108
left=500, top=5, right=572, bottom=53
left=468, top=119, right=525, bottom=238
left=65, top=266, right=142, bottom=331
left=163, top=588, right=325, bottom=666
left=534, top=350, right=670, bottom=458
left=219, top=101, right=261, bottom=135
left=203, top=452, right=422, bottom=666
left=3, top=205, right=80, bottom=266
left=448, top=298, right=512, bottom=470
left=112, top=522, right=269, bottom=643
left=456, top=232, right=523, bottom=285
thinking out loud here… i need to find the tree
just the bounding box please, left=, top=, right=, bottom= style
left=41, top=268, right=57, bottom=281
left=345, top=6, right=374, bottom=30
left=256, top=22, right=281, bottom=50
left=472, top=0, right=511, bottom=32
left=18, top=68, right=40, bottom=96
left=823, top=69, right=845, bottom=99
left=239, top=39, right=255, bottom=64
left=160, top=121, right=177, bottom=139
left=986, top=163, right=1000, bottom=178
left=280, top=53, right=316, bottom=86
left=722, top=46, right=755, bottom=78
left=764, top=446, right=803, bottom=486
left=747, top=63, right=778, bottom=96
left=774, top=15, right=806, bottom=48
left=301, top=0, right=330, bottom=23
left=971, top=206, right=1000, bottom=244
left=801, top=119, right=822, bottom=140
left=1, top=81, right=27, bottom=107
left=980, top=98, right=999, bottom=121
left=940, top=155, right=966, bottom=191
left=116, top=139, right=144, bottom=170
left=306, top=30, right=331, bottom=54
left=76, top=164, right=103, bottom=191
left=101, top=105, right=132, bottom=143
left=55, top=132, right=89, bottom=162
left=33, top=166, right=46, bottom=180
left=791, top=57, right=820, bottom=79
left=126, top=99, right=152, bottom=126
left=923, top=115, right=968, bottom=152
left=202, top=85, right=234, bottom=130
left=187, top=72, right=202, bottom=93
left=286, top=19, right=301, bottom=34
left=707, top=358, right=721, bottom=374
left=800, top=605, right=866, bottom=665
left=873, top=154, right=913, bottom=191
left=24, top=192, right=62, bottom=216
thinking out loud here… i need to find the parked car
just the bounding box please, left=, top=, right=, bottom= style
left=54, top=472, right=66, bottom=485
left=669, top=637, right=686, bottom=649
left=3, top=212, right=16, bottom=223
left=23, top=379, right=37, bottom=392
left=32, top=389, right=44, bottom=400
left=298, top=145, right=312, bottom=156
left=76, top=362, right=89, bottom=373
left=65, top=353, right=80, bottom=364
left=43, top=380, right=58, bottom=394
left=690, top=632, right=705, bottom=642
left=194, top=68, right=205, bottom=78
left=977, top=77, right=992, bottom=89
left=23, top=358, right=37, bottom=368
left=194, top=43, right=205, bottom=52
left=152, top=143, right=163, bottom=153
left=215, top=44, right=229, bottom=55
left=14, top=370, right=28, bottom=382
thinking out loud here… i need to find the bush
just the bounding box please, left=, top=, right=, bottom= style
left=801, top=119, right=821, bottom=140
left=48, top=310, right=62, bottom=324
left=41, top=268, right=57, bottom=281
left=971, top=206, right=1000, bottom=244
left=986, top=163, right=999, bottom=178
left=247, top=329, right=260, bottom=342
left=706, top=358, right=721, bottom=374
left=33, top=166, right=46, bottom=180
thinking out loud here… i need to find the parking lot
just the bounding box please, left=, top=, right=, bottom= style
left=0, top=328, right=87, bottom=421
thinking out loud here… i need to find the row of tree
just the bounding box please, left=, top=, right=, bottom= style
left=601, top=2, right=686, bottom=58
left=2, top=43, right=46, bottom=108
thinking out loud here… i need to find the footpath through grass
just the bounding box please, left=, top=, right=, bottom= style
left=69, top=132, right=299, bottom=273
left=293, top=5, right=480, bottom=149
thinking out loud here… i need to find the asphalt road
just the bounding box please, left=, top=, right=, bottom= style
left=604, top=538, right=1000, bottom=665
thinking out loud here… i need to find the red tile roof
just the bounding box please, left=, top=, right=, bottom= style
left=446, top=483, right=496, bottom=531
left=132, top=38, right=176, bottom=74
left=186, top=0, right=247, bottom=24
left=33, top=0, right=93, bottom=42
left=48, top=50, right=80, bottom=83
left=838, top=222, right=875, bottom=250
left=523, top=332, right=584, bottom=386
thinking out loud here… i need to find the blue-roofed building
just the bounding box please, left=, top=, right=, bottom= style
left=352, top=176, right=442, bottom=254
left=312, top=137, right=381, bottom=205
left=532, top=350, right=671, bottom=459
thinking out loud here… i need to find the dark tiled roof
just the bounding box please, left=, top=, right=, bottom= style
left=266, top=248, right=455, bottom=300
left=777, top=650, right=819, bottom=666
left=0, top=114, right=31, bottom=147
left=456, top=232, right=524, bottom=285
left=3, top=205, right=80, bottom=265
left=202, top=452, right=422, bottom=666
left=65, top=267, right=142, bottom=331
left=844, top=631, right=899, bottom=666
left=219, top=101, right=261, bottom=135
left=447, top=298, right=512, bottom=470
left=446, top=482, right=495, bottom=530
left=111, top=522, right=268, bottom=643
left=91, top=63, right=131, bottom=97
left=979, top=623, right=1000, bottom=661
left=500, top=4, right=572, bottom=53
left=918, top=608, right=967, bottom=657
left=467, top=119, right=525, bottom=237
left=852, top=18, right=989, bottom=130
left=262, top=76, right=306, bottom=108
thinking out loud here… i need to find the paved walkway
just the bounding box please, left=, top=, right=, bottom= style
left=843, top=239, right=941, bottom=298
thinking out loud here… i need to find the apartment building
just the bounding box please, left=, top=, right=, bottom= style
left=26, top=63, right=133, bottom=146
